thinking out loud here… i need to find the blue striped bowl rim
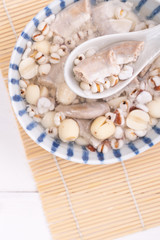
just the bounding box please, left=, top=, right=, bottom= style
left=8, top=0, right=160, bottom=164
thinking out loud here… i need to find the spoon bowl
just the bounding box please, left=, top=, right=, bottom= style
left=64, top=24, right=160, bottom=99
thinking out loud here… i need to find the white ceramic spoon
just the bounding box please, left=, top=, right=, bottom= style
left=64, top=24, right=160, bottom=99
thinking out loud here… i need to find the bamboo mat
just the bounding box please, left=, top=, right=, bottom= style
left=1, top=0, right=160, bottom=239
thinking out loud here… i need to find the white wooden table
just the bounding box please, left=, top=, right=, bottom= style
left=0, top=71, right=160, bottom=240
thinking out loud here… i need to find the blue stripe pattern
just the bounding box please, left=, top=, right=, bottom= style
left=135, top=0, right=147, bottom=12
left=51, top=139, right=60, bottom=153
left=45, top=6, right=52, bottom=17
left=9, top=0, right=160, bottom=164
left=60, top=0, right=65, bottom=9
left=18, top=109, right=26, bottom=116
left=153, top=125, right=160, bottom=135
left=37, top=133, right=46, bottom=143
left=10, top=64, right=19, bottom=70
left=82, top=146, right=89, bottom=163
left=97, top=152, right=104, bottom=162
left=142, top=136, right=153, bottom=147
left=21, top=31, right=31, bottom=40
left=26, top=121, right=38, bottom=131
left=10, top=78, right=19, bottom=85
left=113, top=149, right=121, bottom=160
left=33, top=17, right=39, bottom=27
left=147, top=6, right=160, bottom=19
left=12, top=95, right=22, bottom=102
left=14, top=47, right=24, bottom=54
left=128, top=142, right=139, bottom=155
left=67, top=142, right=74, bottom=158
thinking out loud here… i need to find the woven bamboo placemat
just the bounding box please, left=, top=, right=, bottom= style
left=1, top=0, right=160, bottom=239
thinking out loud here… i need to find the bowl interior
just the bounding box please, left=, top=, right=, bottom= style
left=8, top=0, right=160, bottom=164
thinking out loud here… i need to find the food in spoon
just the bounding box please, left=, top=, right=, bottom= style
left=18, top=0, right=160, bottom=154
left=73, top=41, right=144, bottom=94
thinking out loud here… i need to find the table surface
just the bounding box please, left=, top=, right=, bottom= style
left=0, top=71, right=160, bottom=240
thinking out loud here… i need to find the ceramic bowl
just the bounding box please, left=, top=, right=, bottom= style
left=8, top=0, right=160, bottom=164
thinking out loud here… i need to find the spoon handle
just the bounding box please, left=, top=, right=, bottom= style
left=146, top=24, right=160, bottom=41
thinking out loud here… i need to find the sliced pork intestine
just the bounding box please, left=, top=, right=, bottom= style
left=73, top=41, right=144, bottom=84
left=92, top=0, right=134, bottom=35
left=38, top=55, right=68, bottom=89
left=112, top=41, right=144, bottom=65
left=94, top=18, right=133, bottom=36
left=50, top=0, right=91, bottom=39
left=55, top=102, right=110, bottom=119
left=73, top=49, right=120, bottom=84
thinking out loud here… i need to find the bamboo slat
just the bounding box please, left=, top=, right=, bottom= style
left=1, top=0, right=160, bottom=239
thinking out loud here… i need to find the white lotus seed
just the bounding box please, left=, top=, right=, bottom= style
left=90, top=116, right=116, bottom=140
left=19, top=57, right=38, bottom=80
left=147, top=98, right=160, bottom=118
left=26, top=84, right=40, bottom=105
left=33, top=40, right=51, bottom=55
left=126, top=110, right=150, bottom=130
left=58, top=119, right=79, bottom=142
left=41, top=112, right=56, bottom=128
left=56, top=82, right=76, bottom=105
left=39, top=64, right=51, bottom=75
